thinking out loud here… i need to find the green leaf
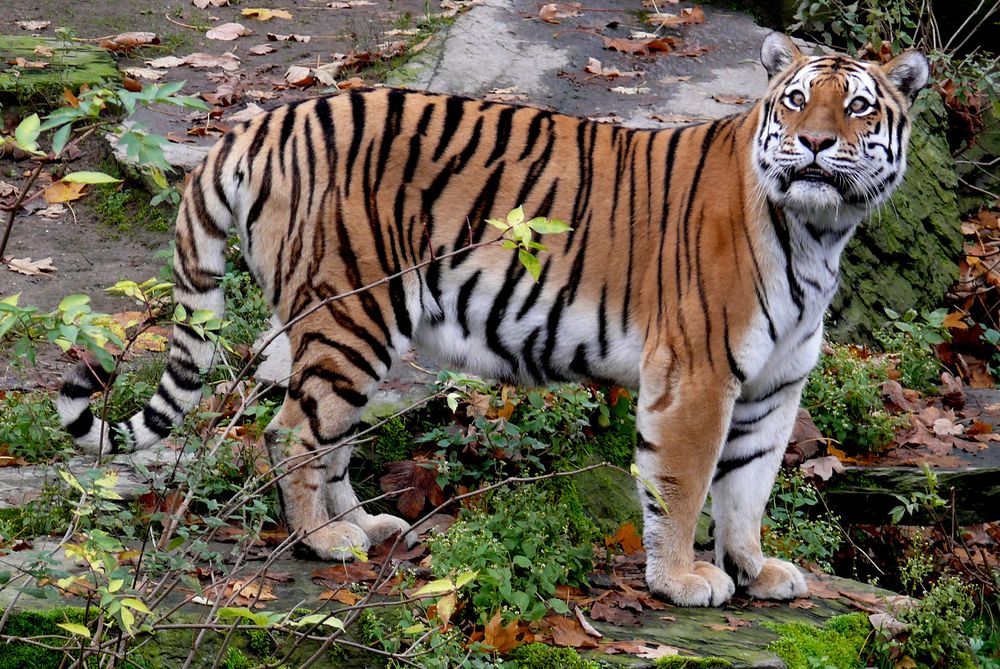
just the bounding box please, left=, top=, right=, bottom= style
left=512, top=555, right=532, bottom=569
left=121, top=597, right=151, bottom=614
left=57, top=622, right=91, bottom=638
left=518, top=249, right=542, bottom=282
left=58, top=294, right=90, bottom=311
left=14, top=114, right=41, bottom=152
left=506, top=205, right=525, bottom=227
left=486, top=217, right=510, bottom=231
left=413, top=578, right=456, bottom=597
left=549, top=598, right=570, bottom=614
left=526, top=217, right=571, bottom=235
left=120, top=607, right=135, bottom=634
left=52, top=123, right=73, bottom=157
left=292, top=613, right=345, bottom=630
left=454, top=570, right=477, bottom=589
left=62, top=171, right=123, bottom=185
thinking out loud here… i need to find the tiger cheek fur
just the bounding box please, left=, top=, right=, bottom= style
left=57, top=33, right=927, bottom=607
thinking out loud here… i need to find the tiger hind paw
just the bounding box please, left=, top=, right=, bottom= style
left=647, top=559, right=736, bottom=607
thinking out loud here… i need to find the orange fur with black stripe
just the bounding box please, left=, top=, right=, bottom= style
left=59, top=34, right=928, bottom=606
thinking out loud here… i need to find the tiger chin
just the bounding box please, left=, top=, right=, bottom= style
left=57, top=33, right=927, bottom=607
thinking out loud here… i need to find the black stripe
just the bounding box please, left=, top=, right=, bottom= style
left=636, top=432, right=654, bottom=451
left=597, top=285, right=609, bottom=358
left=143, top=405, right=175, bottom=438
left=485, top=106, right=516, bottom=166
left=713, top=447, right=772, bottom=483
left=65, top=410, right=94, bottom=439
left=433, top=96, right=465, bottom=161
left=456, top=270, right=482, bottom=337
left=344, top=91, right=366, bottom=195
left=723, top=307, right=746, bottom=383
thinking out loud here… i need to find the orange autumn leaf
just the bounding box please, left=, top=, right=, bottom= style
left=43, top=180, right=86, bottom=203
left=605, top=522, right=643, bottom=554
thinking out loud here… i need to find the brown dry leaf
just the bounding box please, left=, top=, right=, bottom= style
left=932, top=417, right=963, bottom=437
left=242, top=8, right=293, bottom=20
left=379, top=457, right=445, bottom=519
left=185, top=52, right=242, bottom=70
left=193, top=0, right=229, bottom=7
left=34, top=45, right=54, bottom=57
left=789, top=598, right=817, bottom=609
left=881, top=379, right=921, bottom=413
left=248, top=43, right=276, bottom=55
left=35, top=203, right=66, bottom=219
left=285, top=65, right=315, bottom=87
left=207, top=22, right=250, bottom=41
left=267, top=32, right=312, bottom=42
left=484, top=611, right=531, bottom=652
left=227, top=103, right=267, bottom=122
left=43, top=180, right=87, bottom=204
left=0, top=454, right=29, bottom=467
left=589, top=114, right=624, bottom=124
left=16, top=19, right=50, bottom=30
left=100, top=32, right=160, bottom=52
left=658, top=75, right=692, bottom=85
left=724, top=614, right=751, bottom=628
left=589, top=600, right=639, bottom=625
left=146, top=55, right=188, bottom=68
left=312, top=562, right=378, bottom=583
left=7, top=256, right=57, bottom=276
left=648, top=112, right=703, bottom=124
left=605, top=521, right=643, bottom=554
left=800, top=455, right=845, bottom=481
left=547, top=614, right=600, bottom=649
left=674, top=43, right=711, bottom=57
left=124, top=67, right=164, bottom=81
left=584, top=57, right=642, bottom=79
left=226, top=579, right=277, bottom=607
left=942, top=311, right=968, bottom=330
left=712, top=93, right=750, bottom=104
left=808, top=578, right=842, bottom=599
left=485, top=86, right=529, bottom=103
left=319, top=589, right=361, bottom=605
left=603, top=35, right=675, bottom=55
left=646, top=5, right=705, bottom=27
left=601, top=640, right=679, bottom=658
left=539, top=1, right=582, bottom=23
left=435, top=592, right=457, bottom=626
left=610, top=85, right=651, bottom=95
left=9, top=57, right=48, bottom=69
left=703, top=622, right=739, bottom=632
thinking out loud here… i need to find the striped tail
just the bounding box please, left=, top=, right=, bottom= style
left=57, top=163, right=234, bottom=454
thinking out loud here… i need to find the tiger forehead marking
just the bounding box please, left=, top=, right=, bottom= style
left=58, top=33, right=928, bottom=609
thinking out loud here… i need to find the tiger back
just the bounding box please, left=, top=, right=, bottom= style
left=58, top=33, right=928, bottom=606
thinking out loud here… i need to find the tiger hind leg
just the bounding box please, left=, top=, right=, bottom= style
left=710, top=388, right=808, bottom=600
left=266, top=314, right=413, bottom=559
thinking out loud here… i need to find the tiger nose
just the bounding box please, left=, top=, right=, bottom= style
left=798, top=132, right=836, bottom=154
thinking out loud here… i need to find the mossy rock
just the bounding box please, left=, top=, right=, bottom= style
left=572, top=453, right=643, bottom=536
left=827, top=89, right=963, bottom=343
left=0, top=35, right=119, bottom=104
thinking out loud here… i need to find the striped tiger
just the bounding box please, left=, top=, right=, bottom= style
left=58, top=33, right=928, bottom=606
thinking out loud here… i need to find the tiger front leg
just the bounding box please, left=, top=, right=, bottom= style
left=636, top=351, right=739, bottom=607
left=710, top=387, right=808, bottom=600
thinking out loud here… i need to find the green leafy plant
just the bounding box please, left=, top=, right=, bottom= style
left=426, top=484, right=593, bottom=623
left=762, top=470, right=843, bottom=572
left=486, top=205, right=571, bottom=281
left=802, top=343, right=904, bottom=452
left=0, top=390, right=73, bottom=462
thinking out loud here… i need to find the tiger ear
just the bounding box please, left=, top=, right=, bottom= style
left=760, top=32, right=802, bottom=79
left=882, top=50, right=929, bottom=104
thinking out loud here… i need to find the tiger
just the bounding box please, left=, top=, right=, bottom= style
left=58, top=32, right=928, bottom=606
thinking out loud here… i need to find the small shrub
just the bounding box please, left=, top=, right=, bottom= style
left=0, top=390, right=73, bottom=462
left=802, top=343, right=903, bottom=452
left=427, top=484, right=593, bottom=623
left=762, top=470, right=842, bottom=573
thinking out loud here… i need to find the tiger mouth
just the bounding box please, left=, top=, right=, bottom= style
left=790, top=165, right=836, bottom=185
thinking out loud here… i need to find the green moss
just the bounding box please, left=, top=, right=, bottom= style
left=508, top=643, right=599, bottom=669
left=94, top=171, right=175, bottom=236
left=0, top=607, right=89, bottom=669
left=591, top=421, right=634, bottom=469
left=653, top=657, right=734, bottom=668
left=765, top=613, right=870, bottom=669
left=372, top=416, right=414, bottom=467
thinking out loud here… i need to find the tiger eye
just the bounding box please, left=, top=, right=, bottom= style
left=848, top=97, right=871, bottom=114
left=787, top=91, right=806, bottom=108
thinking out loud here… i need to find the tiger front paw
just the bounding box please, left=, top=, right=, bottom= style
left=647, top=558, right=736, bottom=607
left=300, top=521, right=371, bottom=561
left=746, top=557, right=808, bottom=600
left=357, top=513, right=416, bottom=547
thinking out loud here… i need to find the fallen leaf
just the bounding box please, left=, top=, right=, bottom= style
left=800, top=455, right=845, bottom=481
left=185, top=52, right=242, bottom=71
left=712, top=93, right=750, bottom=104
left=267, top=32, right=312, bottom=42
left=319, top=589, right=361, bottom=605
left=7, top=257, right=56, bottom=276
left=34, top=45, right=54, bottom=56
left=933, top=417, right=963, bottom=437
left=34, top=203, right=66, bottom=219
left=15, top=20, right=50, bottom=30
left=337, top=77, right=367, bottom=90
left=588, top=114, right=623, bottom=124
left=601, top=640, right=679, bottom=658
left=327, top=0, right=375, bottom=6
left=881, top=379, right=921, bottom=413
left=124, top=67, right=164, bottom=81
left=539, top=2, right=582, bottom=23
left=227, top=103, right=267, bottom=122
left=9, top=57, right=48, bottom=69
left=379, top=457, right=445, bottom=519
left=789, top=598, right=816, bottom=609
left=546, top=614, right=600, bottom=649
left=484, top=610, right=531, bottom=652
left=584, top=57, right=643, bottom=79
left=589, top=601, right=639, bottom=625
left=193, top=0, right=229, bottom=6
left=206, top=22, right=250, bottom=41
left=703, top=622, right=739, bottom=632
left=100, top=32, right=160, bottom=52
left=605, top=522, right=643, bottom=554
left=312, top=562, right=378, bottom=583
left=248, top=43, right=276, bottom=55
left=225, top=579, right=277, bottom=607
left=43, top=180, right=87, bottom=204
left=659, top=74, right=692, bottom=84
left=603, top=35, right=675, bottom=55
left=485, top=86, right=529, bottom=103
left=242, top=7, right=293, bottom=20
left=646, top=5, right=705, bottom=27
left=146, top=55, right=188, bottom=68
left=939, top=371, right=966, bottom=409
left=284, top=65, right=315, bottom=87
left=610, top=85, right=650, bottom=95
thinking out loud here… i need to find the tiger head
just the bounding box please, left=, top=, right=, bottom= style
left=753, top=33, right=929, bottom=220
